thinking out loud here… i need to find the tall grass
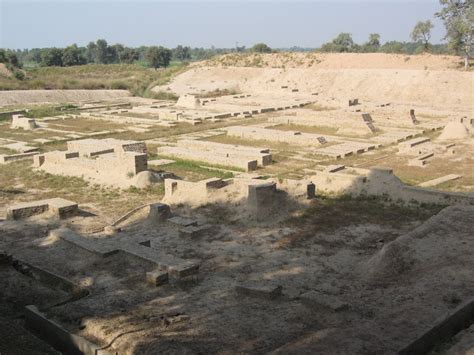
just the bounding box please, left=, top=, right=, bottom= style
left=0, top=63, right=188, bottom=97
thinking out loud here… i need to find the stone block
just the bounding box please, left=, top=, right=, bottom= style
left=11, top=114, right=37, bottom=130
left=147, top=203, right=171, bottom=221
left=146, top=270, right=169, bottom=286
left=307, top=182, right=316, bottom=199
left=348, top=98, right=359, bottom=106
left=235, top=283, right=283, bottom=300
left=247, top=182, right=277, bottom=209
left=168, top=262, right=200, bottom=279
left=179, top=224, right=211, bottom=238
left=6, top=198, right=78, bottom=220
left=48, top=198, right=79, bottom=219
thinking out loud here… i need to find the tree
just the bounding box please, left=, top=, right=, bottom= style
left=360, top=33, right=381, bottom=52
left=0, top=49, right=6, bottom=63
left=146, top=46, right=172, bottom=69
left=119, top=47, right=139, bottom=64
left=6, top=51, right=20, bottom=67
left=24, top=48, right=42, bottom=64
left=96, top=39, right=109, bottom=64
left=62, top=44, right=85, bottom=66
left=320, top=33, right=355, bottom=52
left=368, top=33, right=381, bottom=50
left=411, top=20, right=434, bottom=51
left=107, top=44, right=119, bottom=64
left=85, top=41, right=97, bottom=63
left=41, top=48, right=64, bottom=66
left=250, top=43, right=272, bottom=53
left=174, top=45, right=191, bottom=61
left=436, top=0, right=473, bottom=69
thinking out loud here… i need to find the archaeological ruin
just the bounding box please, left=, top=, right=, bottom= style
left=0, top=52, right=473, bottom=354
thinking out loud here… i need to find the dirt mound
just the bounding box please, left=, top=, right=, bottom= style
left=362, top=205, right=474, bottom=284
left=155, top=65, right=473, bottom=109
left=133, top=171, right=161, bottom=188
left=438, top=121, right=471, bottom=140
left=0, top=89, right=130, bottom=106
left=202, top=53, right=464, bottom=70
left=0, top=64, right=13, bottom=78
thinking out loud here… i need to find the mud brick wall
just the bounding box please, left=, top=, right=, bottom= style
left=7, top=203, right=49, bottom=220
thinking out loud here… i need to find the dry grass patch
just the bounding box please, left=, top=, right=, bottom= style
left=276, top=195, right=444, bottom=249
left=0, top=160, right=165, bottom=218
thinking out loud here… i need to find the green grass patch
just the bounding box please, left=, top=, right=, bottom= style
left=23, top=104, right=79, bottom=119
left=157, top=158, right=235, bottom=181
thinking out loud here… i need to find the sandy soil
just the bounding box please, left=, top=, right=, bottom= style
left=202, top=52, right=466, bottom=70
left=0, top=202, right=472, bottom=354
left=155, top=65, right=472, bottom=110
left=0, top=63, right=13, bottom=78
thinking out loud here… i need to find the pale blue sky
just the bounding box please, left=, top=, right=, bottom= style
left=1, top=0, right=445, bottom=49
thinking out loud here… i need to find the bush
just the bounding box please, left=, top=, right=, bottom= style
left=13, top=70, right=25, bottom=80
left=150, top=91, right=179, bottom=101
left=251, top=43, right=272, bottom=53
left=110, top=80, right=129, bottom=90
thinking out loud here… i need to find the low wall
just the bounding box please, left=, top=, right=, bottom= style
left=6, top=198, right=78, bottom=220
left=177, top=140, right=272, bottom=166
left=0, top=89, right=129, bottom=106
left=0, top=151, right=38, bottom=164
left=226, top=126, right=324, bottom=146
left=24, top=306, right=114, bottom=355
left=164, top=178, right=227, bottom=205
left=158, top=146, right=257, bottom=171
left=398, top=298, right=474, bottom=354
left=11, top=114, right=37, bottom=130
left=310, top=167, right=474, bottom=205
left=36, top=150, right=148, bottom=187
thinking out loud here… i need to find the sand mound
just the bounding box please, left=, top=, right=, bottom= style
left=133, top=171, right=161, bottom=189
left=362, top=205, right=474, bottom=284
left=155, top=65, right=472, bottom=109
left=0, top=89, right=130, bottom=106
left=438, top=121, right=470, bottom=140
left=0, top=63, right=13, bottom=78
left=202, top=53, right=463, bottom=71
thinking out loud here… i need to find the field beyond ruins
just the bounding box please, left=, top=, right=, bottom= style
left=0, top=52, right=473, bottom=354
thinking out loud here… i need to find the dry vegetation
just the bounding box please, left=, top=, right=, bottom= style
left=0, top=160, right=164, bottom=219
left=0, top=64, right=187, bottom=98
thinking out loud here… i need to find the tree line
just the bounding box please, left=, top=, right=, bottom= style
left=2, top=1, right=472, bottom=69
left=8, top=41, right=238, bottom=69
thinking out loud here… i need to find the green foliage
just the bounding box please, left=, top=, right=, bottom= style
left=0, top=49, right=21, bottom=69
left=119, top=47, right=139, bottom=64
left=12, top=70, right=25, bottom=80
left=411, top=20, right=434, bottom=50
left=173, top=45, right=191, bottom=61
left=320, top=33, right=355, bottom=52
left=62, top=44, right=86, bottom=66
left=23, top=104, right=78, bottom=118
left=250, top=43, right=272, bottom=53
left=41, top=48, right=64, bottom=67
left=160, top=158, right=236, bottom=181
left=360, top=33, right=381, bottom=52
left=96, top=39, right=109, bottom=64
left=146, top=46, right=172, bottom=69
left=150, top=91, right=179, bottom=101
left=0, top=63, right=185, bottom=91
left=436, top=0, right=473, bottom=67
